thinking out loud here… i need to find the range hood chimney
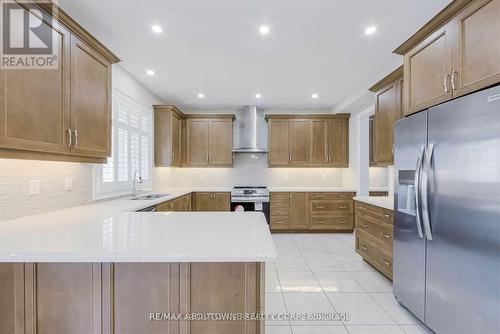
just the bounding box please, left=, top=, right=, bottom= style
left=232, top=106, right=268, bottom=153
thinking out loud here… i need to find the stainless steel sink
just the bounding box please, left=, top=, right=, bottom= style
left=131, top=194, right=169, bottom=200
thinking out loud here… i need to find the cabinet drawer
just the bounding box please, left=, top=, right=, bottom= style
left=311, top=200, right=352, bottom=213
left=356, top=215, right=392, bottom=250
left=310, top=192, right=353, bottom=200
left=270, top=216, right=290, bottom=230
left=270, top=207, right=290, bottom=216
left=310, top=215, right=353, bottom=230
left=355, top=202, right=393, bottom=225
left=356, top=232, right=393, bottom=280
left=270, top=193, right=290, bottom=203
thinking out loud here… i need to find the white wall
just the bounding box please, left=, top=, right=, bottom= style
left=0, top=65, right=164, bottom=221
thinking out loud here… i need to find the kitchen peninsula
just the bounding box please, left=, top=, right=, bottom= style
left=0, top=192, right=276, bottom=334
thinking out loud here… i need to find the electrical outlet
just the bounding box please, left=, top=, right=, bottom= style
left=29, top=179, right=40, bottom=195
left=64, top=177, right=73, bottom=191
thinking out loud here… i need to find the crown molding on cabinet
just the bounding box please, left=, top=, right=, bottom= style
left=33, top=0, right=121, bottom=63
left=393, top=0, right=472, bottom=55
left=368, top=66, right=403, bottom=93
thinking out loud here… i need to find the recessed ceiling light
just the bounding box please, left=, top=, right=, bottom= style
left=151, top=25, right=163, bottom=33
left=146, top=70, right=155, bottom=76
left=255, top=93, right=262, bottom=99
left=197, top=93, right=205, bottom=99
left=259, top=25, right=270, bottom=35
left=311, top=93, right=319, bottom=99
left=365, top=26, right=377, bottom=35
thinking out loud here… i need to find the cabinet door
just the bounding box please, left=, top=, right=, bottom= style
left=209, top=119, right=233, bottom=166
left=214, top=192, right=231, bottom=211
left=374, top=81, right=399, bottom=165
left=290, top=193, right=310, bottom=229
left=268, top=119, right=290, bottom=165
left=154, top=109, right=172, bottom=166
left=25, top=264, right=103, bottom=334
left=310, top=120, right=328, bottom=165
left=113, top=263, right=178, bottom=334
left=451, top=0, right=500, bottom=98
left=0, top=4, right=71, bottom=155
left=185, top=119, right=209, bottom=166
left=289, top=119, right=310, bottom=165
left=70, top=36, right=112, bottom=158
left=327, top=119, right=349, bottom=167
left=171, top=112, right=183, bottom=166
left=404, top=24, right=453, bottom=115
left=157, top=200, right=174, bottom=212
left=195, top=192, right=214, bottom=211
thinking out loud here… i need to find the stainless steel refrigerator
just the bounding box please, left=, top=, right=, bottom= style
left=394, top=85, right=500, bottom=334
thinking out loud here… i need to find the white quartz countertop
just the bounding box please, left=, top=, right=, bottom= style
left=0, top=212, right=276, bottom=262
left=353, top=196, right=394, bottom=211
left=0, top=187, right=278, bottom=262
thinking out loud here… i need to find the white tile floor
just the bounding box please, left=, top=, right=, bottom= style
left=265, top=233, right=433, bottom=334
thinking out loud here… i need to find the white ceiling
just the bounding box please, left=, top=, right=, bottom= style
left=59, top=0, right=451, bottom=111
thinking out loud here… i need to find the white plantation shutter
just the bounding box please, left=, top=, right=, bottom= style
left=93, top=89, right=153, bottom=199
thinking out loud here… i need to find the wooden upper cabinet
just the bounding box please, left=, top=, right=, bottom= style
left=289, top=119, right=310, bottom=165
left=186, top=119, right=210, bottom=166
left=327, top=119, right=349, bottom=167
left=404, top=24, right=453, bottom=115
left=310, top=120, right=328, bottom=165
left=209, top=118, right=233, bottom=166
left=369, top=67, right=403, bottom=166
left=154, top=105, right=183, bottom=167
left=171, top=113, right=183, bottom=165
left=70, top=36, right=112, bottom=158
left=395, top=0, right=500, bottom=115
left=0, top=4, right=71, bottom=155
left=267, top=115, right=349, bottom=167
left=290, top=193, right=310, bottom=229
left=185, top=116, right=234, bottom=167
left=0, top=1, right=119, bottom=163
left=268, top=119, right=290, bottom=165
left=451, top=0, right=500, bottom=98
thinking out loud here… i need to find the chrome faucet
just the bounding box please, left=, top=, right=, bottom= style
left=131, top=170, right=143, bottom=198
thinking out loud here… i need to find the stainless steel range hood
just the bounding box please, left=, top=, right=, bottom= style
left=232, top=106, right=268, bottom=153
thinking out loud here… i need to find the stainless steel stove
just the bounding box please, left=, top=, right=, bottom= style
left=230, top=186, right=270, bottom=223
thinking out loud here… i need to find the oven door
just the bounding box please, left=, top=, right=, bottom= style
left=231, top=201, right=270, bottom=224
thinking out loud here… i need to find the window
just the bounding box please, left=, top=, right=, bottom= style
left=93, top=89, right=152, bottom=199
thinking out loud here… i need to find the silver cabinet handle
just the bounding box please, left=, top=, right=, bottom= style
left=444, top=74, right=451, bottom=93
left=288, top=154, right=291, bottom=163
left=451, top=70, right=458, bottom=90
left=360, top=245, right=368, bottom=251
left=421, top=143, right=434, bottom=240
left=74, top=129, right=78, bottom=147
left=66, top=129, right=72, bottom=147
left=381, top=258, right=392, bottom=267
left=414, top=146, right=425, bottom=238
left=380, top=232, right=391, bottom=239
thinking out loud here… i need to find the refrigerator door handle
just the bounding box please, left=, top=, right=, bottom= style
left=421, top=143, right=435, bottom=240
left=414, top=146, right=425, bottom=238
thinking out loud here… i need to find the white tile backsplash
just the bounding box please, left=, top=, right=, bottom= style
left=0, top=158, right=92, bottom=221
left=154, top=153, right=345, bottom=189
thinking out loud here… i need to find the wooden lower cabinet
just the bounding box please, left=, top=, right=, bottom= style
left=193, top=192, right=230, bottom=211
left=0, top=263, right=106, bottom=334
left=156, top=194, right=192, bottom=212
left=270, top=192, right=355, bottom=232
left=0, top=262, right=264, bottom=334
left=354, top=201, right=394, bottom=280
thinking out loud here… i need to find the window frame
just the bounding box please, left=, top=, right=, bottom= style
left=92, top=88, right=153, bottom=200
